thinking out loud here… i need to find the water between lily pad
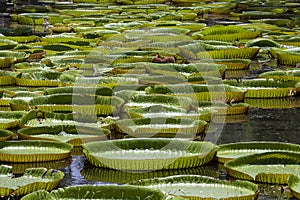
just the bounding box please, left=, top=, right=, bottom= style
left=53, top=107, right=300, bottom=200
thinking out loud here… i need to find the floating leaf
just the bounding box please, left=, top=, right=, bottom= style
left=288, top=175, right=300, bottom=199
left=0, top=165, right=64, bottom=197
left=83, top=138, right=217, bottom=171
left=115, top=117, right=207, bottom=138
left=0, top=140, right=72, bottom=162
left=0, top=111, right=27, bottom=129
left=130, top=175, right=258, bottom=200
left=0, top=130, right=14, bottom=141
left=217, top=141, right=300, bottom=163
left=29, top=94, right=124, bottom=116
left=225, top=152, right=300, bottom=184
left=18, top=125, right=110, bottom=146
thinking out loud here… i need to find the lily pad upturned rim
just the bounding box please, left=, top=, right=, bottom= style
left=129, top=175, right=258, bottom=200
left=82, top=138, right=217, bottom=171
left=0, top=165, right=64, bottom=197
left=115, top=117, right=208, bottom=136
left=17, top=125, right=110, bottom=146
left=224, top=151, right=300, bottom=184
left=0, top=140, right=73, bottom=163
left=0, top=111, right=27, bottom=129
left=216, top=141, right=300, bottom=163
left=0, top=129, right=15, bottom=141
left=20, top=184, right=166, bottom=200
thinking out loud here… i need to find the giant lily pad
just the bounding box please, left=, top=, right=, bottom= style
left=83, top=138, right=217, bottom=171
left=0, top=111, right=27, bottom=129
left=29, top=94, right=124, bottom=115
left=130, top=175, right=258, bottom=199
left=198, top=101, right=249, bottom=116
left=21, top=184, right=165, bottom=200
left=19, top=110, right=115, bottom=129
left=15, top=71, right=63, bottom=87
left=0, top=140, right=72, bottom=162
left=225, top=152, right=300, bottom=184
left=17, top=125, right=110, bottom=146
left=225, top=78, right=298, bottom=98
left=128, top=104, right=215, bottom=122
left=244, top=98, right=296, bottom=109
left=259, top=69, right=300, bottom=82
left=217, top=141, right=300, bottom=163
left=127, top=93, right=194, bottom=112
left=115, top=117, right=207, bottom=138
left=0, top=129, right=14, bottom=141
left=0, top=165, right=64, bottom=197
left=145, top=84, right=246, bottom=103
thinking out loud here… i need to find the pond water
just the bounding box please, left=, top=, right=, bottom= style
left=219, top=106, right=300, bottom=144
left=55, top=104, right=300, bottom=200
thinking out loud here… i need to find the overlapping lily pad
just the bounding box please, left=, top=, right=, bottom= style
left=0, top=165, right=64, bottom=197
left=19, top=110, right=116, bottom=129
left=21, top=184, right=166, bottom=200
left=217, top=141, right=300, bottom=163
left=130, top=175, right=258, bottom=199
left=225, top=152, right=300, bottom=184
left=0, top=111, right=27, bottom=129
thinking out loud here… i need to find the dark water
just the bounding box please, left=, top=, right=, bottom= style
left=219, top=107, right=300, bottom=144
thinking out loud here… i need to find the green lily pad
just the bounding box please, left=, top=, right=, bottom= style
left=0, top=140, right=72, bottom=162
left=198, top=101, right=249, bottom=116
left=17, top=125, right=110, bottom=146
left=225, top=152, right=300, bottom=184
left=115, top=117, right=207, bottom=138
left=145, top=84, right=246, bottom=103
left=0, top=111, right=27, bottom=129
left=224, top=78, right=298, bottom=98
left=19, top=110, right=115, bottom=130
left=128, top=104, right=215, bottom=122
left=29, top=94, right=124, bottom=115
left=127, top=93, right=194, bottom=112
left=288, top=175, right=300, bottom=199
left=130, top=175, right=258, bottom=199
left=0, top=165, right=64, bottom=197
left=9, top=158, right=71, bottom=174
left=21, top=184, right=165, bottom=200
left=83, top=138, right=217, bottom=171
left=0, top=129, right=15, bottom=141
left=217, top=141, right=300, bottom=163
left=244, top=98, right=296, bottom=109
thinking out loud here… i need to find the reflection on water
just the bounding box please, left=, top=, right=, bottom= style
left=81, top=163, right=218, bottom=184
left=218, top=107, right=300, bottom=144
left=58, top=156, right=109, bottom=187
